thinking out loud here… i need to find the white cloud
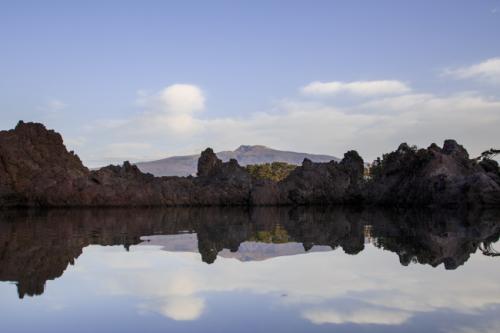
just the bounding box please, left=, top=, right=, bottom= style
left=78, top=78, right=500, bottom=168
left=79, top=84, right=209, bottom=166
left=135, top=83, right=205, bottom=134
left=159, top=84, right=205, bottom=114
left=99, top=142, right=154, bottom=162
left=301, top=80, right=411, bottom=97
left=48, top=99, right=67, bottom=111
left=195, top=91, right=500, bottom=163
left=63, top=136, right=86, bottom=148
left=38, top=99, right=67, bottom=113
left=443, top=57, right=500, bottom=83
left=83, top=142, right=173, bottom=166
left=359, top=92, right=500, bottom=114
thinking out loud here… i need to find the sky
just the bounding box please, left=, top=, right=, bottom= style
left=1, top=0, right=499, bottom=167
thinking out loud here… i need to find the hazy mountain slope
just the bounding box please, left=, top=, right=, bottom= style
left=139, top=234, right=332, bottom=262
left=136, top=145, right=339, bottom=176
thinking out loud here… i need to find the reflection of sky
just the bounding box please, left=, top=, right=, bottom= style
left=0, top=242, right=499, bottom=333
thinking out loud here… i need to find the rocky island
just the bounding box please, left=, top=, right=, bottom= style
left=0, top=121, right=499, bottom=208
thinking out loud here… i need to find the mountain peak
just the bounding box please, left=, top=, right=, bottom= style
left=235, top=145, right=269, bottom=153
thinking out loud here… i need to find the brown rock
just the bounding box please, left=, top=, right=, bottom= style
left=0, top=121, right=498, bottom=208
left=197, top=148, right=222, bottom=177
left=367, top=140, right=500, bottom=207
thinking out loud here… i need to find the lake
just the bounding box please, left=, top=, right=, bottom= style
left=0, top=207, right=499, bottom=333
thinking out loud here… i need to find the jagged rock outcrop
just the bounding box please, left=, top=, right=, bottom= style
left=197, top=148, right=222, bottom=177
left=0, top=121, right=499, bottom=207
left=193, top=149, right=252, bottom=205
left=0, top=121, right=89, bottom=207
left=366, top=140, right=500, bottom=207
left=277, top=150, right=365, bottom=205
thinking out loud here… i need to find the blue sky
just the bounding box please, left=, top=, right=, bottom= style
left=1, top=0, right=500, bottom=166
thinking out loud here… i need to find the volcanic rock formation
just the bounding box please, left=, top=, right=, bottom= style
left=0, top=121, right=499, bottom=207
left=366, top=141, right=500, bottom=206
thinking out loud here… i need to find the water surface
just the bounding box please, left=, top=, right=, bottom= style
left=0, top=207, right=499, bottom=333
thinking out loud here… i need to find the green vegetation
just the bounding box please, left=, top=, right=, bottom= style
left=368, top=144, right=422, bottom=180
left=245, top=162, right=297, bottom=182
left=249, top=225, right=291, bottom=243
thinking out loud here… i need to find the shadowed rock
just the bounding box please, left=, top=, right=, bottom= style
left=0, top=122, right=499, bottom=207
left=197, top=148, right=222, bottom=177
left=366, top=140, right=500, bottom=207
left=277, top=150, right=365, bottom=205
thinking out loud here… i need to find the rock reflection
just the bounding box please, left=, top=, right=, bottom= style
left=0, top=207, right=498, bottom=298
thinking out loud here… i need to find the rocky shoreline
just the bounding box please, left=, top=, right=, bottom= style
left=1, top=121, right=499, bottom=208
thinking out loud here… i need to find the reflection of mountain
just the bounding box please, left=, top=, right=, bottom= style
left=142, top=234, right=332, bottom=261
left=0, top=207, right=499, bottom=298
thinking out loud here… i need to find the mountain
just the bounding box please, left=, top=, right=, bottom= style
left=135, top=145, right=339, bottom=176
left=139, top=234, right=332, bottom=262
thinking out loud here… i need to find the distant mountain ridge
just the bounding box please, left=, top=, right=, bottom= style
left=140, top=234, right=332, bottom=262
left=135, top=145, right=339, bottom=177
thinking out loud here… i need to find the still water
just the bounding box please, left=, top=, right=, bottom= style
left=0, top=207, right=499, bottom=333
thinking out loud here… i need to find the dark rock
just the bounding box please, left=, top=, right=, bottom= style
left=339, top=150, right=365, bottom=191
left=0, top=121, right=88, bottom=207
left=366, top=140, right=500, bottom=207
left=0, top=121, right=498, bottom=207
left=480, top=159, right=499, bottom=174
left=250, top=179, right=281, bottom=205
left=302, top=158, right=313, bottom=169
left=197, top=148, right=222, bottom=177
left=278, top=152, right=365, bottom=205
left=443, top=139, right=469, bottom=159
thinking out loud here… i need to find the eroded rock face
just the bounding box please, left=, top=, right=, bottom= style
left=0, top=121, right=89, bottom=207
left=442, top=139, right=469, bottom=159
left=367, top=140, right=500, bottom=207
left=197, top=148, right=222, bottom=177
left=277, top=151, right=365, bottom=205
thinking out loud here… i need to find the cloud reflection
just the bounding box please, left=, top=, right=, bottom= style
left=302, top=307, right=411, bottom=325
left=75, top=243, right=500, bottom=328
left=159, top=296, right=205, bottom=321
